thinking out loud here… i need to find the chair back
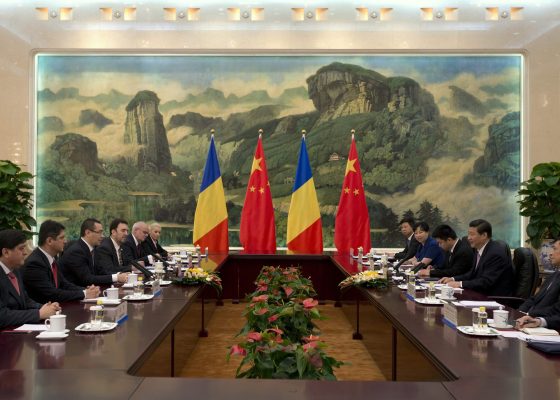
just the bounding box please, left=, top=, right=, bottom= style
left=513, top=247, right=539, bottom=298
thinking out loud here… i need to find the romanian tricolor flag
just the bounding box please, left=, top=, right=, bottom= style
left=239, top=134, right=276, bottom=253
left=334, top=134, right=371, bottom=253
left=193, top=135, right=229, bottom=253
left=287, top=135, right=323, bottom=254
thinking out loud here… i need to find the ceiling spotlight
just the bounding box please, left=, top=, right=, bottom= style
left=306, top=11, right=314, bottom=19
left=370, top=11, right=378, bottom=19
left=50, top=10, right=58, bottom=19
left=501, top=10, right=509, bottom=19
left=178, top=11, right=185, bottom=19
left=435, top=11, right=443, bottom=19
left=242, top=10, right=250, bottom=19
left=114, top=10, right=122, bottom=19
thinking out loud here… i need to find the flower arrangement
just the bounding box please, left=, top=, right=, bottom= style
left=229, top=266, right=343, bottom=380
left=173, top=267, right=222, bottom=295
left=228, top=330, right=343, bottom=380
left=339, top=270, right=388, bottom=290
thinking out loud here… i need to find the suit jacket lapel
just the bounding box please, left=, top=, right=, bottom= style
left=79, top=239, right=94, bottom=272
left=37, top=249, right=56, bottom=285
left=536, top=271, right=560, bottom=303
left=2, top=270, right=25, bottom=307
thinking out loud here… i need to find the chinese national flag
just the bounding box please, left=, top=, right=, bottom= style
left=239, top=135, right=276, bottom=253
left=334, top=135, right=371, bottom=253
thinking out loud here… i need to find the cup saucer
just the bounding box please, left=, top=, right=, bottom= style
left=36, top=331, right=69, bottom=340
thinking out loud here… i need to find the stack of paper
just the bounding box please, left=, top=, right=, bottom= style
left=521, top=327, right=559, bottom=336
left=458, top=301, right=502, bottom=308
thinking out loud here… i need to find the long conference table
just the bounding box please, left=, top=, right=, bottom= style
left=1, top=253, right=560, bottom=399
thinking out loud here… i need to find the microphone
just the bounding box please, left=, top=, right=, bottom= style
left=130, top=260, right=154, bottom=279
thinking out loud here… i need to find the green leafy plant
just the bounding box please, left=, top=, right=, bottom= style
left=0, top=160, right=36, bottom=235
left=518, top=162, right=560, bottom=248
left=229, top=266, right=344, bottom=380
left=228, top=330, right=342, bottom=380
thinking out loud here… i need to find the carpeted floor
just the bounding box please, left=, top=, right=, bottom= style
left=178, top=302, right=386, bottom=381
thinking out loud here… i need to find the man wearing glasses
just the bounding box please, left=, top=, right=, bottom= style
left=60, top=218, right=128, bottom=287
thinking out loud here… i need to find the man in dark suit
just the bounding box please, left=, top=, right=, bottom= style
left=394, top=217, right=420, bottom=270
left=122, top=221, right=153, bottom=267
left=418, top=225, right=474, bottom=278
left=143, top=222, right=168, bottom=259
left=60, top=218, right=128, bottom=287
left=516, top=238, right=560, bottom=330
left=441, top=219, right=515, bottom=296
left=23, top=220, right=100, bottom=303
left=0, top=229, right=60, bottom=329
left=95, top=218, right=131, bottom=274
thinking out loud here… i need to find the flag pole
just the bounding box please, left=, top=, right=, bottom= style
left=210, top=128, right=215, bottom=138
left=258, top=128, right=263, bottom=138
left=350, top=128, right=355, bottom=140
left=301, top=129, right=306, bottom=139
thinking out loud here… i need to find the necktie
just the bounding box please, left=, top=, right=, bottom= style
left=118, top=247, right=123, bottom=266
left=137, top=244, right=141, bottom=257
left=7, top=272, right=21, bottom=295
left=475, top=252, right=481, bottom=269
left=51, top=260, right=59, bottom=288
left=91, top=249, right=95, bottom=266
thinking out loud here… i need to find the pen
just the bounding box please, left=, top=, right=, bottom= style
left=1, top=329, right=33, bottom=333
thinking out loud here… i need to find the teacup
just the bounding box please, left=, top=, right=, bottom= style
left=440, top=286, right=455, bottom=299
left=493, top=309, right=510, bottom=327
left=103, top=287, right=119, bottom=300
left=45, top=314, right=66, bottom=332
left=128, top=273, right=138, bottom=284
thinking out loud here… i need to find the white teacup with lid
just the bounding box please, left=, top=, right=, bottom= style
left=493, top=307, right=509, bottom=328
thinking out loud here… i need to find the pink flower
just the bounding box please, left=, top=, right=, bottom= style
left=283, top=286, right=294, bottom=297
left=303, top=341, right=318, bottom=351
left=257, top=285, right=268, bottom=292
left=268, top=314, right=279, bottom=322
left=303, top=335, right=321, bottom=342
left=267, top=327, right=283, bottom=335
left=303, top=298, right=318, bottom=309
left=252, top=294, right=268, bottom=303
left=309, top=354, right=323, bottom=368
left=255, top=307, right=268, bottom=315
left=230, top=345, right=246, bottom=356
left=247, top=332, right=262, bottom=342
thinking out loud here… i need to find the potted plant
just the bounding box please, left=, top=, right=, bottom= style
left=518, top=162, right=560, bottom=270
left=0, top=160, right=36, bottom=236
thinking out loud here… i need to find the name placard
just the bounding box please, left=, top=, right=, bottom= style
left=151, top=280, right=162, bottom=296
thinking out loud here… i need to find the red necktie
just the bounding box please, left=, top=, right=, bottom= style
left=51, top=261, right=59, bottom=288
left=7, top=272, right=21, bottom=295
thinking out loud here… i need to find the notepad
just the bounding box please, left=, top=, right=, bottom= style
left=521, top=327, right=559, bottom=336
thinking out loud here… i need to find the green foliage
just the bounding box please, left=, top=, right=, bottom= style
left=518, top=162, right=560, bottom=248
left=229, top=266, right=343, bottom=380
left=0, top=160, right=36, bottom=235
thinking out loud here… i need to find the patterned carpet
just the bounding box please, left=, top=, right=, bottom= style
left=178, top=302, right=386, bottom=381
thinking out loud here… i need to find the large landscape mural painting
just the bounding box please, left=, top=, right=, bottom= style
left=35, top=54, right=522, bottom=248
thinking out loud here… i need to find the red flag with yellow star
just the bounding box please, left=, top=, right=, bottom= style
left=239, top=134, right=276, bottom=253
left=334, top=135, right=371, bottom=253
